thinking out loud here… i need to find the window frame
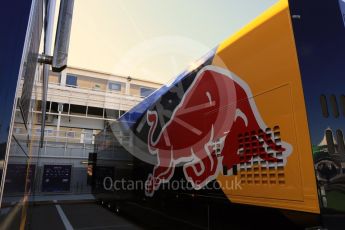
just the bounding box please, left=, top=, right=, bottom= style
left=66, top=74, right=78, bottom=87
left=108, top=82, right=122, bottom=91
left=140, top=87, right=155, bottom=97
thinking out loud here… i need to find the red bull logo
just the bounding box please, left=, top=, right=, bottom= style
left=145, top=65, right=292, bottom=196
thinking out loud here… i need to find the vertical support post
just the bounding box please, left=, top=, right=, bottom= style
left=40, top=0, right=56, bottom=148
left=56, top=103, right=63, bottom=136
left=125, top=81, right=130, bottom=95
left=125, top=76, right=131, bottom=95
left=60, top=70, right=67, bottom=86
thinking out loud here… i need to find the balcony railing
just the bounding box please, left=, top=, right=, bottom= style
left=17, top=81, right=145, bottom=112
left=13, top=126, right=95, bottom=145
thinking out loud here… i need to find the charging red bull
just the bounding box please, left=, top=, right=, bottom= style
left=145, top=66, right=292, bottom=196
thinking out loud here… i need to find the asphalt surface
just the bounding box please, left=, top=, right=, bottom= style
left=28, top=203, right=144, bottom=230
left=0, top=200, right=305, bottom=230
left=0, top=202, right=144, bottom=230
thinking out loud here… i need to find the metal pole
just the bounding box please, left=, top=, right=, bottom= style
left=40, top=0, right=56, bottom=148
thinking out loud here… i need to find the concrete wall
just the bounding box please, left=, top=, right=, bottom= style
left=49, top=73, right=60, bottom=84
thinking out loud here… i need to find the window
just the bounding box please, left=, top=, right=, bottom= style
left=66, top=131, right=75, bottom=138
left=108, top=82, right=121, bottom=91
left=104, top=109, right=120, bottom=119
left=320, top=95, right=329, bottom=118
left=341, top=95, right=345, bottom=117
left=140, top=87, right=155, bottom=97
left=66, top=74, right=77, bottom=87
left=35, top=128, right=41, bottom=136
left=45, top=128, right=54, bottom=136
left=93, top=84, right=101, bottom=90
left=87, top=106, right=104, bottom=117
left=50, top=102, right=59, bottom=113
left=70, top=104, right=87, bottom=115
left=330, top=95, right=339, bottom=118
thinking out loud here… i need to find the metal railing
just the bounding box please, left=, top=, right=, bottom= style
left=17, top=81, right=145, bottom=112
left=13, top=126, right=95, bottom=147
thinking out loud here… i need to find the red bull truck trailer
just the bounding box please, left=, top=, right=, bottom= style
left=91, top=0, right=345, bottom=229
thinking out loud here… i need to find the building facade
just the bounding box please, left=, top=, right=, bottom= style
left=9, top=66, right=161, bottom=196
